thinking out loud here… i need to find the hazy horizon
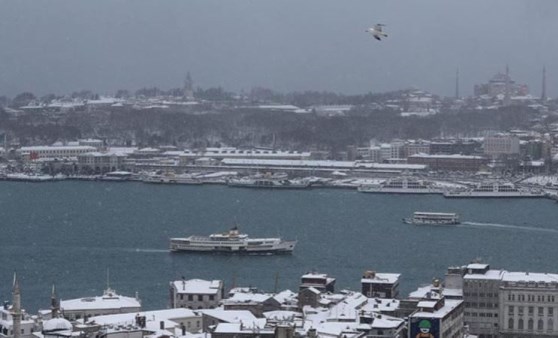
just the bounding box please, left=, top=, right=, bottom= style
left=0, top=0, right=556, bottom=98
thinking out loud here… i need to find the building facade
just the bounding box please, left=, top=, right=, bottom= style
left=170, top=279, right=224, bottom=309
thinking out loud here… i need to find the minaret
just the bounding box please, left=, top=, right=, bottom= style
left=542, top=65, right=547, bottom=101
left=504, top=65, right=511, bottom=106
left=51, top=284, right=59, bottom=318
left=455, top=67, right=460, bottom=99
left=12, top=273, right=22, bottom=338
left=183, top=72, right=194, bottom=101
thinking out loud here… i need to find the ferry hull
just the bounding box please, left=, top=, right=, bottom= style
left=169, top=239, right=297, bottom=254
left=358, top=187, right=442, bottom=194
left=443, top=192, right=545, bottom=198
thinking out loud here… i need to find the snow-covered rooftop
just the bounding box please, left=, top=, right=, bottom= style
left=61, top=289, right=140, bottom=311
left=410, top=299, right=463, bottom=319
left=172, top=279, right=222, bottom=294
left=86, top=308, right=199, bottom=327
left=197, top=309, right=257, bottom=324
left=503, top=272, right=558, bottom=283
left=361, top=273, right=400, bottom=284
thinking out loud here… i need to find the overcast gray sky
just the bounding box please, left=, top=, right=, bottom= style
left=0, top=0, right=556, bottom=98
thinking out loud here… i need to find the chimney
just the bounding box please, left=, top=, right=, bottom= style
left=160, top=321, right=165, bottom=330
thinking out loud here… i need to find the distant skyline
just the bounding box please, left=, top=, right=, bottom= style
left=0, top=0, right=556, bottom=98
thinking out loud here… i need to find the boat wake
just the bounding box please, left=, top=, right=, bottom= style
left=125, top=248, right=169, bottom=253
left=460, top=222, right=558, bottom=234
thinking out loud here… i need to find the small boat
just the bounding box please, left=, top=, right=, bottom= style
left=403, top=212, right=460, bottom=225
left=170, top=226, right=297, bottom=254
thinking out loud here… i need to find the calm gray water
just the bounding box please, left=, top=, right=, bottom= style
left=1, top=181, right=558, bottom=312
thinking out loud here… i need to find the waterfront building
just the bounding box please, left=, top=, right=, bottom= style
left=86, top=308, right=202, bottom=335
left=178, top=148, right=311, bottom=164
left=499, top=272, right=558, bottom=338
left=169, top=279, right=224, bottom=309
left=462, top=263, right=504, bottom=338
left=484, top=135, right=520, bottom=156
left=77, top=152, right=128, bottom=174
left=299, top=273, right=335, bottom=293
left=407, top=154, right=488, bottom=172
left=198, top=309, right=259, bottom=333
left=408, top=289, right=465, bottom=338
left=18, top=146, right=96, bottom=161
left=221, top=292, right=282, bottom=317
left=78, top=139, right=104, bottom=150
left=361, top=270, right=400, bottom=299
left=298, top=287, right=321, bottom=309
left=220, top=158, right=427, bottom=174
left=403, top=141, right=431, bottom=158
left=460, top=263, right=558, bottom=338
left=59, top=287, right=141, bottom=321
left=430, top=140, right=480, bottom=155
left=302, top=290, right=405, bottom=338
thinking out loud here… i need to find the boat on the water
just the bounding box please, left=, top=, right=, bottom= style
left=403, top=212, right=460, bottom=225
left=142, top=173, right=202, bottom=185
left=358, top=177, right=442, bottom=194
left=227, top=177, right=310, bottom=189
left=169, top=226, right=297, bottom=254
left=443, top=182, right=544, bottom=198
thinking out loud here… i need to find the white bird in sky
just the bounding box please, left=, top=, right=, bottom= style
left=366, top=24, right=387, bottom=41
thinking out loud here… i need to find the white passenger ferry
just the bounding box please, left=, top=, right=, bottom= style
left=170, top=227, right=297, bottom=254
left=403, top=212, right=460, bottom=225
left=443, top=182, right=544, bottom=198
left=227, top=177, right=310, bottom=189
left=358, top=177, right=442, bottom=194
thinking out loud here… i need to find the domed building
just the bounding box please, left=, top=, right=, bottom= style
left=41, top=318, right=73, bottom=338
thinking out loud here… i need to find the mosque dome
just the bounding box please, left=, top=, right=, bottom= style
left=43, top=317, right=73, bottom=333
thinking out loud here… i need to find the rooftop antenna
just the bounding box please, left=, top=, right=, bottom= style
left=274, top=272, right=279, bottom=294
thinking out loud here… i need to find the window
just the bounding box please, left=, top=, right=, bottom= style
left=519, top=319, right=524, bottom=330
left=209, top=295, right=214, bottom=301
left=508, top=306, right=514, bottom=315
left=539, top=307, right=544, bottom=316
left=528, top=319, right=534, bottom=330
left=529, top=306, right=534, bottom=315
left=508, top=318, right=514, bottom=330
left=550, top=307, right=554, bottom=316
left=548, top=319, right=554, bottom=332
left=198, top=295, right=203, bottom=301
left=538, top=319, right=544, bottom=331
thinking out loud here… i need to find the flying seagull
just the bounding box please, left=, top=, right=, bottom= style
left=366, top=24, right=387, bottom=41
